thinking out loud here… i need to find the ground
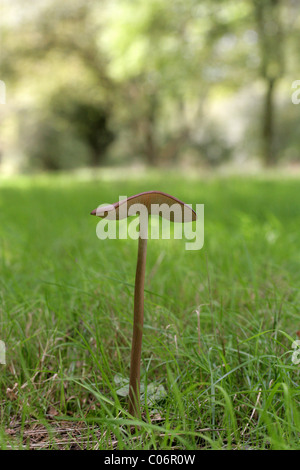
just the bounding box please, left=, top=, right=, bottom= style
left=0, top=169, right=299, bottom=449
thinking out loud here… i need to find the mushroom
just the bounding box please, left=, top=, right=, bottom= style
left=91, top=191, right=197, bottom=417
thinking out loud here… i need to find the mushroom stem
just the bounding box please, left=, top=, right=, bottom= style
left=128, top=233, right=147, bottom=417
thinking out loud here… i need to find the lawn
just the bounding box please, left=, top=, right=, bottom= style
left=0, top=170, right=299, bottom=449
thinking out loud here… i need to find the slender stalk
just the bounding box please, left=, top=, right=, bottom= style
left=128, top=234, right=147, bottom=417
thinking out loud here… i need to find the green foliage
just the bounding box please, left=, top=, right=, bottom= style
left=20, top=113, right=91, bottom=171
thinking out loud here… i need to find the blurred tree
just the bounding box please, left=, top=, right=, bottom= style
left=50, top=90, right=115, bottom=166
left=1, top=0, right=300, bottom=170
left=101, top=0, right=225, bottom=165
left=253, top=0, right=285, bottom=166
left=20, top=114, right=91, bottom=172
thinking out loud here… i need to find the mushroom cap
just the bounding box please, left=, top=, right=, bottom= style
left=90, top=191, right=197, bottom=222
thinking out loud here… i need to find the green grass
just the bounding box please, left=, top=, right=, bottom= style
left=0, top=170, right=299, bottom=449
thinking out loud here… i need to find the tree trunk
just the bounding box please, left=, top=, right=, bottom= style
left=262, top=77, right=277, bottom=166
left=143, top=93, right=158, bottom=166
left=144, top=121, right=157, bottom=166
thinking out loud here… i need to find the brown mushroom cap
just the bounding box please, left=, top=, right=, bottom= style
left=90, top=191, right=197, bottom=223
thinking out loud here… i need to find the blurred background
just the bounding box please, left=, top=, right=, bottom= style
left=0, top=0, right=299, bottom=175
